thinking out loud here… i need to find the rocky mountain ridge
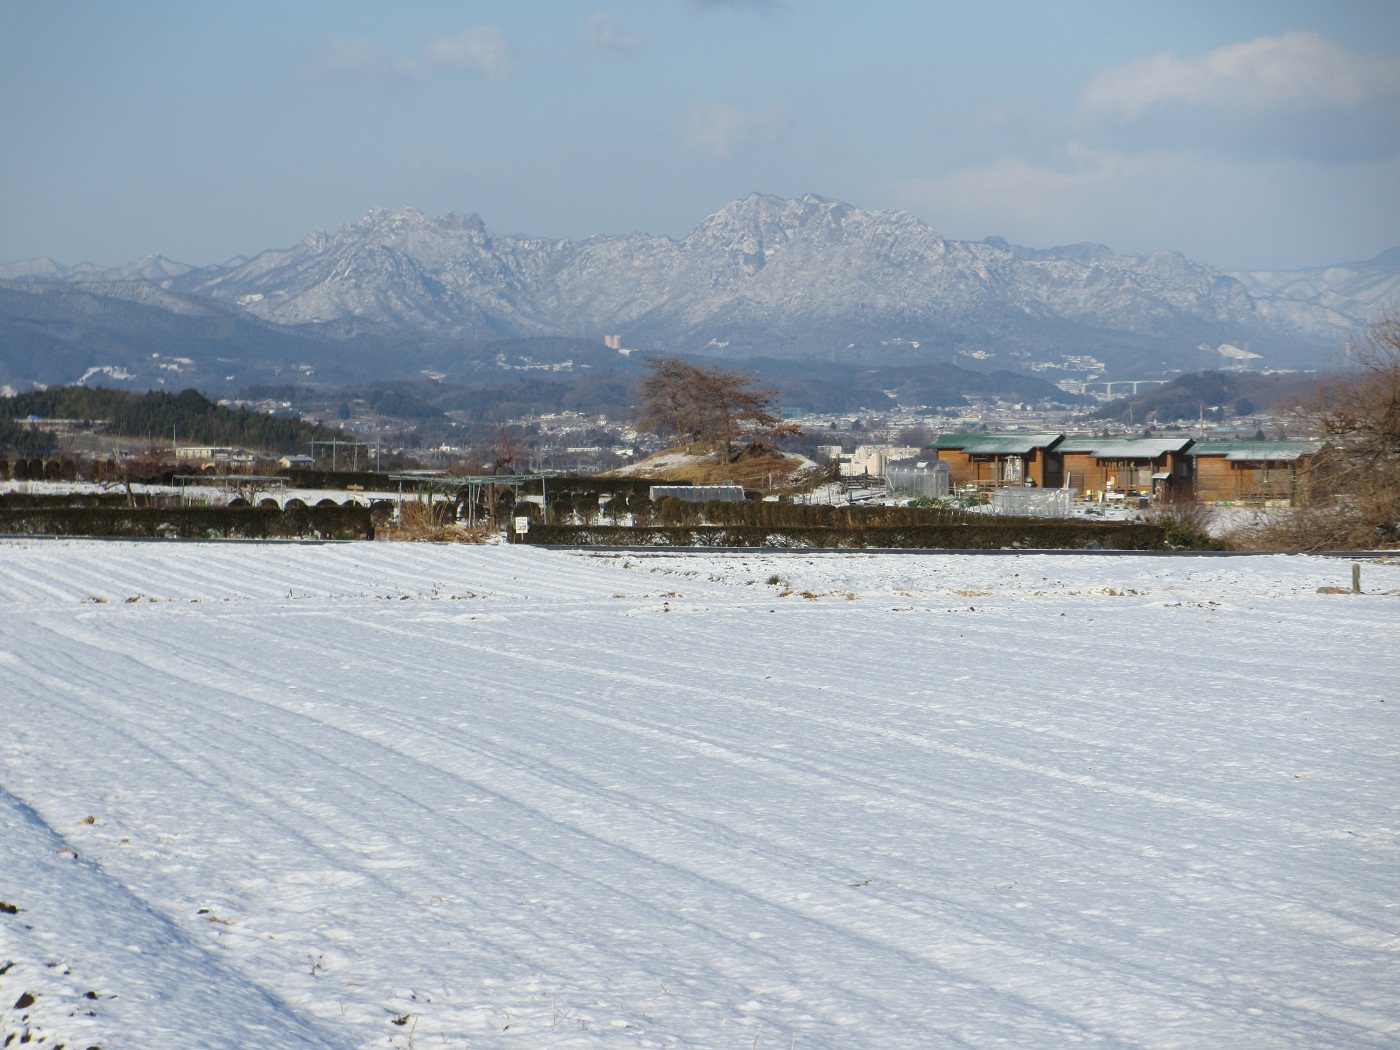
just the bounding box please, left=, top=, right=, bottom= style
left=5, top=194, right=1397, bottom=378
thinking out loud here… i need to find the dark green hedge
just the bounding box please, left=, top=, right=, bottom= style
left=0, top=491, right=167, bottom=509
left=652, top=499, right=1004, bottom=528
left=521, top=477, right=686, bottom=498
left=0, top=504, right=374, bottom=540
left=523, top=521, right=1167, bottom=549
left=282, top=468, right=400, bottom=491
left=276, top=472, right=683, bottom=499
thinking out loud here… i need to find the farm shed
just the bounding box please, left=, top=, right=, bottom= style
left=1057, top=436, right=1195, bottom=500
left=931, top=433, right=1065, bottom=489
left=1186, top=440, right=1322, bottom=504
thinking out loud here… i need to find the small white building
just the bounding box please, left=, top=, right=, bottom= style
left=846, top=445, right=921, bottom=478
left=176, top=446, right=257, bottom=468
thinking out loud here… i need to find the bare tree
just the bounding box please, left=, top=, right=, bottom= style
left=637, top=356, right=801, bottom=454
left=491, top=421, right=518, bottom=474
left=92, top=445, right=175, bottom=508
left=637, top=357, right=705, bottom=446
left=1245, top=310, right=1400, bottom=549
left=694, top=364, right=782, bottom=455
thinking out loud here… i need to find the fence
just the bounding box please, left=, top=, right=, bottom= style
left=990, top=487, right=1076, bottom=518
left=649, top=484, right=746, bottom=503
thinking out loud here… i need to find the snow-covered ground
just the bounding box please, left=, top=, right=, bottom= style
left=1, top=541, right=1397, bottom=1049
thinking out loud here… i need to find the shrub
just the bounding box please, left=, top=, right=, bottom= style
left=387, top=499, right=486, bottom=542
left=522, top=521, right=1167, bottom=550
left=575, top=494, right=601, bottom=525
left=1236, top=310, right=1400, bottom=550
left=1145, top=502, right=1224, bottom=550
left=0, top=504, right=372, bottom=539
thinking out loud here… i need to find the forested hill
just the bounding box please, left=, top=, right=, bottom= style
left=2, top=386, right=337, bottom=453
left=1090, top=371, right=1326, bottom=423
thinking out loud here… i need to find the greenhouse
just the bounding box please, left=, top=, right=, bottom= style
left=885, top=459, right=950, bottom=499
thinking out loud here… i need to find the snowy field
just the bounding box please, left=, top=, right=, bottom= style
left=1, top=540, right=1397, bottom=1049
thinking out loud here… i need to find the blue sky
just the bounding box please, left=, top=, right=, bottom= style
left=3, top=0, right=1398, bottom=270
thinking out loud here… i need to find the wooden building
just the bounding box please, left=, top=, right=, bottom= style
left=1186, top=440, right=1322, bottom=504
left=932, top=433, right=1065, bottom=489
left=1057, top=436, right=1195, bottom=500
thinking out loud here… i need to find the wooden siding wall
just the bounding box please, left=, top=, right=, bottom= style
left=1192, top=457, right=1309, bottom=503
left=934, top=450, right=977, bottom=487
left=1061, top=452, right=1189, bottom=497
left=935, top=450, right=1052, bottom=488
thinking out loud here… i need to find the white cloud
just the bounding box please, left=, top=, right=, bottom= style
left=588, top=13, right=645, bottom=55
left=888, top=33, right=1400, bottom=266
left=680, top=102, right=789, bottom=159
left=1082, top=31, right=1400, bottom=119
left=421, top=28, right=513, bottom=81
left=313, top=27, right=512, bottom=85
left=1077, top=32, right=1400, bottom=162
left=892, top=146, right=1400, bottom=269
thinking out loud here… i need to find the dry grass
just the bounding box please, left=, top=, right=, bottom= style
left=1144, top=498, right=1228, bottom=550
left=607, top=443, right=819, bottom=490
left=1233, top=311, right=1400, bottom=551
left=383, top=500, right=492, bottom=543
left=1222, top=498, right=1400, bottom=552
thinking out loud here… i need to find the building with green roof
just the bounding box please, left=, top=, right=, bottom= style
left=1187, top=439, right=1323, bottom=503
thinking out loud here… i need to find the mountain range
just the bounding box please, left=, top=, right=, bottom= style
left=2, top=194, right=1397, bottom=395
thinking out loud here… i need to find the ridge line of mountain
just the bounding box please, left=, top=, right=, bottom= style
left=2, top=194, right=1397, bottom=391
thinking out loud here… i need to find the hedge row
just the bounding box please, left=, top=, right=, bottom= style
left=647, top=499, right=999, bottom=528
left=522, top=477, right=686, bottom=499
left=282, top=468, right=398, bottom=491
left=0, top=457, right=79, bottom=482
left=523, top=521, right=1168, bottom=550
left=0, top=491, right=166, bottom=509
left=0, top=504, right=374, bottom=540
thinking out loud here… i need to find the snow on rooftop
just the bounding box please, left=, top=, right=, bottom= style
left=1058, top=437, right=1194, bottom=458
left=1188, top=440, right=1323, bottom=460
left=1, top=541, right=1397, bottom=1049
left=933, top=433, right=1064, bottom=455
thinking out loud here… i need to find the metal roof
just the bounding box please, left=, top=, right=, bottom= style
left=1092, top=442, right=1192, bottom=462
left=388, top=474, right=545, bottom=484
left=1223, top=448, right=1314, bottom=462
left=1186, top=440, right=1321, bottom=461
left=887, top=458, right=949, bottom=471
left=1060, top=437, right=1195, bottom=459
left=932, top=433, right=1064, bottom=455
